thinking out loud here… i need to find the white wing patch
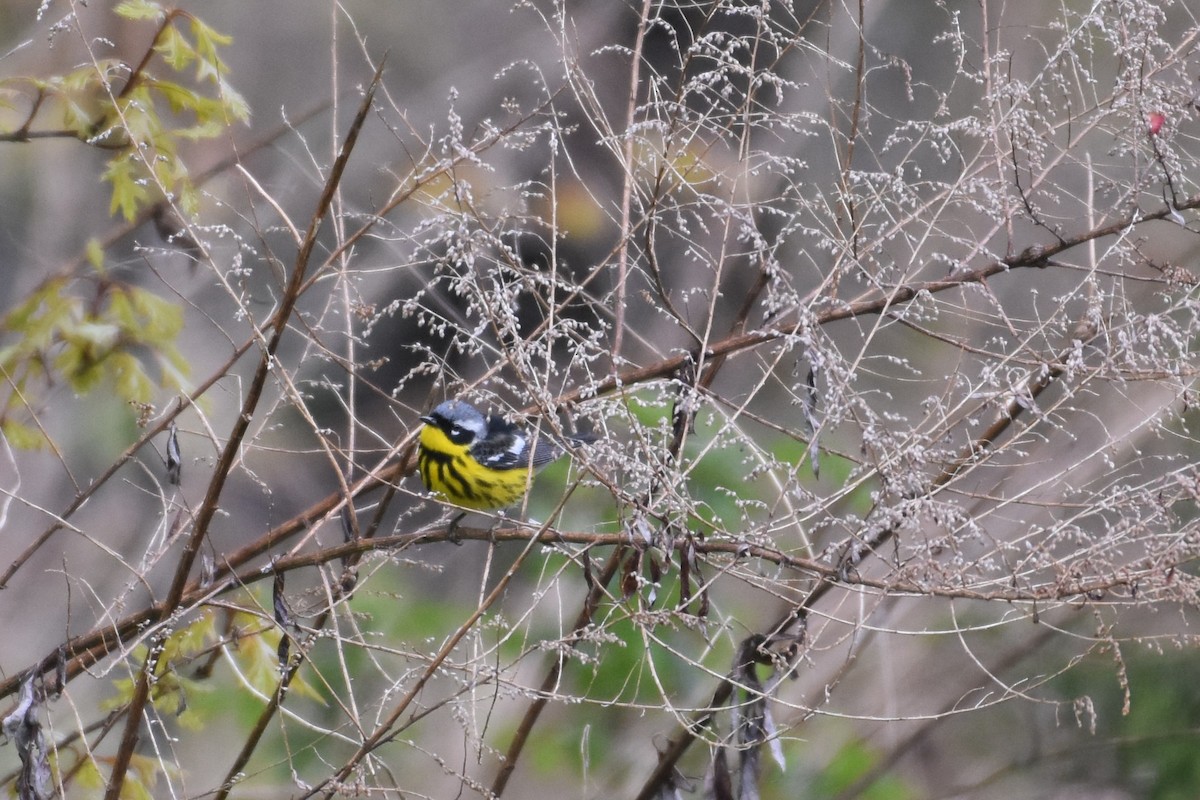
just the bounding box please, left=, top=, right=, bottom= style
left=507, top=432, right=527, bottom=456
left=478, top=431, right=529, bottom=468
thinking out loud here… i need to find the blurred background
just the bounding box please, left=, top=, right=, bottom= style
left=1, top=1, right=1199, bottom=798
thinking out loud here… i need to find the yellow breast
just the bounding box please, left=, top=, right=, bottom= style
left=418, top=425, right=533, bottom=510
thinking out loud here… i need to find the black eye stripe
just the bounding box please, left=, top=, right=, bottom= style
left=446, top=422, right=475, bottom=444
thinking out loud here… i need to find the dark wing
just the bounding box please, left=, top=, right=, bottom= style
left=528, top=428, right=597, bottom=469
left=564, top=431, right=599, bottom=446
left=473, top=417, right=597, bottom=471
left=527, top=436, right=566, bottom=470
left=471, top=416, right=533, bottom=471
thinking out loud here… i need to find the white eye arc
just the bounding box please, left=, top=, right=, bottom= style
left=457, top=416, right=488, bottom=439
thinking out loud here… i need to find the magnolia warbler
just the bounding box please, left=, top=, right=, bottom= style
left=417, top=400, right=596, bottom=539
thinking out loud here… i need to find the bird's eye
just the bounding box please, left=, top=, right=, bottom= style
left=447, top=423, right=475, bottom=445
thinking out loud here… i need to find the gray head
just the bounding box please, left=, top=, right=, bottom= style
left=420, top=400, right=489, bottom=445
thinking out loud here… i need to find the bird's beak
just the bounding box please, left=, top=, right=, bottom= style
left=419, top=415, right=435, bottom=425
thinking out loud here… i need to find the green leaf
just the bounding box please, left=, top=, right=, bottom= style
left=157, top=350, right=191, bottom=392
left=217, top=77, right=251, bottom=123
left=123, top=754, right=160, bottom=800
left=75, top=757, right=105, bottom=791
left=164, top=610, right=216, bottom=662
left=58, top=88, right=100, bottom=137
left=231, top=610, right=325, bottom=703
left=58, top=65, right=99, bottom=94
left=154, top=24, right=194, bottom=72
left=1, top=419, right=45, bottom=450
left=120, top=285, right=185, bottom=342
left=103, top=155, right=151, bottom=221
left=2, top=278, right=73, bottom=350
left=114, top=0, right=164, bottom=21
left=0, top=269, right=191, bottom=448
left=0, top=86, right=24, bottom=113
left=116, top=86, right=165, bottom=146
left=85, top=239, right=107, bottom=272
left=147, top=78, right=201, bottom=115
left=110, top=352, right=155, bottom=403
left=189, top=17, right=233, bottom=83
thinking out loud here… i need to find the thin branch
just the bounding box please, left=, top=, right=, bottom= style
left=631, top=336, right=1096, bottom=800
left=0, top=101, right=331, bottom=590
left=101, top=60, right=384, bottom=800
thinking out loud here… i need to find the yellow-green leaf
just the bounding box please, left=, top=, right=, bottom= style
left=189, top=17, right=233, bottom=83
left=85, top=239, right=107, bottom=272
left=76, top=756, right=105, bottom=790
left=121, top=778, right=153, bottom=800
left=104, top=155, right=151, bottom=221
left=115, top=0, right=164, bottom=21
left=230, top=610, right=324, bottom=704
left=218, top=78, right=251, bottom=123
left=1, top=419, right=46, bottom=450
left=154, top=24, right=194, bottom=72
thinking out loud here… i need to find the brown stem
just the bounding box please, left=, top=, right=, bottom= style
left=489, top=548, right=624, bottom=796
left=101, top=60, right=384, bottom=800
left=0, top=101, right=330, bottom=590
left=631, top=339, right=1083, bottom=800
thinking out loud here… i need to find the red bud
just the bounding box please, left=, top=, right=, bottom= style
left=1148, top=111, right=1166, bottom=136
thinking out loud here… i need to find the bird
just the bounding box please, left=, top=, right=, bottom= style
left=417, top=400, right=596, bottom=541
